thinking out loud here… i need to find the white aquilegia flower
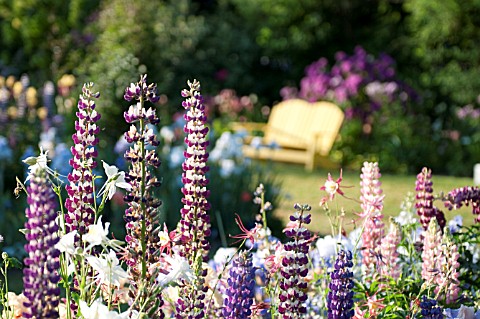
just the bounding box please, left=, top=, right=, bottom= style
left=55, top=230, right=78, bottom=255
left=98, top=161, right=132, bottom=200
left=156, top=254, right=194, bottom=287
left=86, top=250, right=128, bottom=287
left=23, top=147, right=56, bottom=179
left=79, top=298, right=125, bottom=319
left=83, top=216, right=109, bottom=249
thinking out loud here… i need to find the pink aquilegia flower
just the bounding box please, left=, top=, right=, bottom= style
left=320, top=169, right=351, bottom=205
left=22, top=151, right=61, bottom=319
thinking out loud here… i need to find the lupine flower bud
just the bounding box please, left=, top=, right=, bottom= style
left=23, top=158, right=61, bottom=318
left=327, top=250, right=354, bottom=319
left=222, top=251, right=255, bottom=319
left=278, top=204, right=312, bottom=318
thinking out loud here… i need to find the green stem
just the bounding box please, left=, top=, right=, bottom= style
left=139, top=103, right=147, bottom=281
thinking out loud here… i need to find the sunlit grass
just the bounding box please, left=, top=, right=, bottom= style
left=270, top=162, right=475, bottom=235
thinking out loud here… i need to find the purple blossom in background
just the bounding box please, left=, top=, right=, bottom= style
left=282, top=46, right=417, bottom=123
left=278, top=203, right=312, bottom=318
left=23, top=159, right=60, bottom=318
left=222, top=251, right=255, bottom=319
left=65, top=83, right=100, bottom=235
left=327, top=249, right=354, bottom=319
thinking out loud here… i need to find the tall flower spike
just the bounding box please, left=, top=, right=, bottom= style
left=435, top=229, right=460, bottom=304
left=379, top=221, right=401, bottom=281
left=421, top=218, right=442, bottom=283
left=122, top=74, right=163, bottom=318
left=23, top=152, right=61, bottom=318
left=419, top=296, right=443, bottom=319
left=327, top=249, right=355, bottom=319
left=444, top=186, right=480, bottom=223
left=278, top=203, right=312, bottom=318
left=175, top=79, right=211, bottom=319
left=177, top=78, right=211, bottom=262
left=416, top=167, right=446, bottom=230
left=65, top=82, right=101, bottom=235
left=359, top=162, right=385, bottom=278
left=222, top=251, right=256, bottom=319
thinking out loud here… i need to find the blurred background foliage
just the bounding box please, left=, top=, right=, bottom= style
left=2, top=0, right=480, bottom=174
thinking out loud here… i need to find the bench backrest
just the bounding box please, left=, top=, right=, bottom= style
left=263, top=99, right=344, bottom=156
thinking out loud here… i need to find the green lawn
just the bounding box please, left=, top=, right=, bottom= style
left=269, top=162, right=475, bottom=235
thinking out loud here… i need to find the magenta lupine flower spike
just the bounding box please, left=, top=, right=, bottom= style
left=175, top=79, right=211, bottom=319
left=222, top=251, right=256, bottom=319
left=327, top=250, right=354, bottom=319
left=122, top=74, right=163, bottom=317
left=416, top=167, right=446, bottom=230
left=23, top=152, right=61, bottom=318
left=65, top=82, right=101, bottom=235
left=359, top=162, right=385, bottom=277
left=278, top=203, right=312, bottom=318
left=177, top=79, right=212, bottom=262
left=444, top=186, right=480, bottom=223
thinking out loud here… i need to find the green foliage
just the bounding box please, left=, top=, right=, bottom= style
left=405, top=0, right=480, bottom=106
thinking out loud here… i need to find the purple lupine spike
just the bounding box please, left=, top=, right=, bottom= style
left=222, top=251, right=255, bottom=319
left=122, top=74, right=164, bottom=318
left=23, top=157, right=61, bottom=318
left=175, top=79, right=211, bottom=319
left=65, top=82, right=101, bottom=235
left=415, top=167, right=436, bottom=230
left=420, top=297, right=444, bottom=319
left=278, top=203, right=312, bottom=318
left=177, top=79, right=211, bottom=262
left=444, top=186, right=480, bottom=223
left=327, top=250, right=354, bottom=319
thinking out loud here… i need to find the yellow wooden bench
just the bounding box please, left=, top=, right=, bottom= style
left=231, top=99, right=344, bottom=171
